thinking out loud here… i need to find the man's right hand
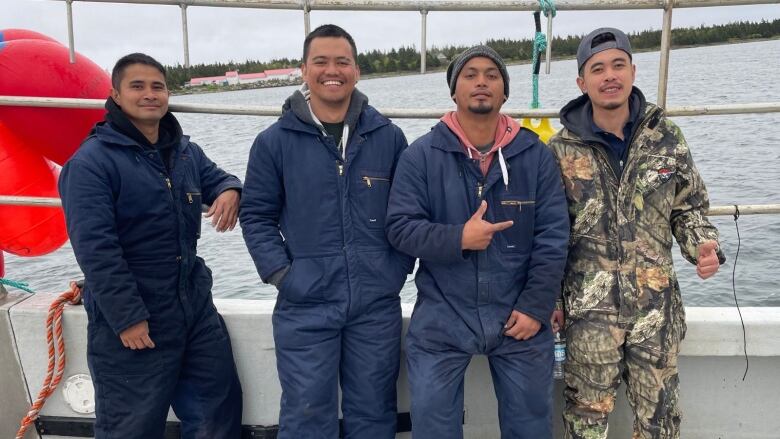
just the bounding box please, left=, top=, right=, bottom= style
left=119, top=320, right=155, bottom=350
left=551, top=310, right=564, bottom=333
left=461, top=200, right=514, bottom=250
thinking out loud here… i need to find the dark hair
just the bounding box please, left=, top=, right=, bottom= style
left=303, top=24, right=358, bottom=63
left=111, top=53, right=166, bottom=89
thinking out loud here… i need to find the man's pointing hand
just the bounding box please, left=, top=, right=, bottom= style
left=461, top=201, right=513, bottom=250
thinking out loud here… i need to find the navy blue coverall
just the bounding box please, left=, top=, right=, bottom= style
left=240, top=90, right=412, bottom=438
left=386, top=122, right=569, bottom=438
left=59, top=115, right=243, bottom=439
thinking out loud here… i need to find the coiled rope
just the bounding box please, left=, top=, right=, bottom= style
left=15, top=281, right=83, bottom=439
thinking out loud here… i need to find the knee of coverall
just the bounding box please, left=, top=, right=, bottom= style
left=87, top=331, right=179, bottom=439
left=340, top=296, right=401, bottom=438
left=405, top=338, right=471, bottom=438
left=174, top=311, right=243, bottom=439
left=273, top=305, right=342, bottom=439
left=489, top=331, right=554, bottom=439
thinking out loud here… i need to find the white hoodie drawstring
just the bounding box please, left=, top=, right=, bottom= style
left=341, top=125, right=349, bottom=160
left=498, top=147, right=509, bottom=190
left=470, top=146, right=509, bottom=190
left=302, top=83, right=349, bottom=159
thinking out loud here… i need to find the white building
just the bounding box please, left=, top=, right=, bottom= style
left=188, top=67, right=301, bottom=87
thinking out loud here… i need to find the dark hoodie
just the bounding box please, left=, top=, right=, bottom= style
left=281, top=86, right=368, bottom=157
left=559, top=86, right=646, bottom=177
left=103, top=98, right=183, bottom=172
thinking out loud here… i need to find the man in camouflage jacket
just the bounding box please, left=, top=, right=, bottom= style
left=547, top=28, right=725, bottom=439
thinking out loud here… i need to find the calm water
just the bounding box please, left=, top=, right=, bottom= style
left=5, top=40, right=780, bottom=306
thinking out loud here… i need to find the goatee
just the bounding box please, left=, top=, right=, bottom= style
left=468, top=103, right=493, bottom=115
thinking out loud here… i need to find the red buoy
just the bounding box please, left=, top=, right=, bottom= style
left=0, top=37, right=110, bottom=165
left=0, top=29, right=58, bottom=43
left=0, top=122, right=67, bottom=257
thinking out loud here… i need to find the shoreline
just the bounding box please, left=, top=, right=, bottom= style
left=172, top=36, right=778, bottom=96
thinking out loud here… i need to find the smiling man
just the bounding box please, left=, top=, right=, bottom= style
left=59, top=53, right=243, bottom=438
left=386, top=45, right=569, bottom=438
left=546, top=28, right=725, bottom=439
left=240, top=25, right=412, bottom=438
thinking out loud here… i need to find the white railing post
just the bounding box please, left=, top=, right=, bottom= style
left=303, top=0, right=311, bottom=36
left=545, top=9, right=553, bottom=74
left=658, top=0, right=674, bottom=108
left=420, top=9, right=428, bottom=74
left=66, top=0, right=76, bottom=64
left=181, top=3, right=191, bottom=68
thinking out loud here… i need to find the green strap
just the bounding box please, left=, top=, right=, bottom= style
left=531, top=32, right=547, bottom=109
left=531, top=0, right=555, bottom=109
left=0, top=278, right=36, bottom=294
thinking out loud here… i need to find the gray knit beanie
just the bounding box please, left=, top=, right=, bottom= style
left=446, top=45, right=510, bottom=100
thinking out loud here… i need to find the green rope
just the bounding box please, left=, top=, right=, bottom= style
left=0, top=278, right=36, bottom=294
left=531, top=0, right=555, bottom=109
left=531, top=32, right=547, bottom=109
left=538, top=0, right=557, bottom=18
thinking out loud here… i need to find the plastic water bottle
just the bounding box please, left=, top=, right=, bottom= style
left=553, top=331, right=566, bottom=380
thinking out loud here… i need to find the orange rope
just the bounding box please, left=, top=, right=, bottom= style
left=15, top=281, right=82, bottom=439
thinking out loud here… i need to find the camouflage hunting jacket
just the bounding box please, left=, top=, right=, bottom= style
left=548, top=91, right=725, bottom=330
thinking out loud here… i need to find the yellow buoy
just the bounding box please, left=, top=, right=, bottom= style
left=520, top=117, right=559, bottom=144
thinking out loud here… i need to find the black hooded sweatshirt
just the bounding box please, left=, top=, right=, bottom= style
left=558, top=86, right=646, bottom=178
left=103, top=97, right=183, bottom=173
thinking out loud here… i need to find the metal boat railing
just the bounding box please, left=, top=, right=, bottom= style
left=2, top=96, right=780, bottom=119
left=51, top=0, right=780, bottom=106
left=1, top=0, right=778, bottom=215
left=2, top=194, right=779, bottom=217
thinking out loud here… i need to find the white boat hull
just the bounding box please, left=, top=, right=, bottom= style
left=3, top=290, right=779, bottom=438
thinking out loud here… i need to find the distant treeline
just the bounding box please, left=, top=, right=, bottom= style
left=165, top=19, right=780, bottom=90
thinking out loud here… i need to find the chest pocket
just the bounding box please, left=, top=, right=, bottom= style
left=495, top=195, right=536, bottom=253
left=636, top=155, right=677, bottom=217
left=356, top=170, right=391, bottom=230
left=640, top=155, right=676, bottom=191
left=183, top=190, right=202, bottom=240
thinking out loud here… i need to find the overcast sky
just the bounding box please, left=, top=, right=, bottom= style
left=3, top=1, right=779, bottom=69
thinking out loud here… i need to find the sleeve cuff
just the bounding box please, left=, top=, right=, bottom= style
left=267, top=265, right=290, bottom=287
left=111, top=309, right=151, bottom=336
left=513, top=305, right=546, bottom=326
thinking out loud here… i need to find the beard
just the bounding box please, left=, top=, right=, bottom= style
left=601, top=101, right=624, bottom=110
left=468, top=101, right=493, bottom=115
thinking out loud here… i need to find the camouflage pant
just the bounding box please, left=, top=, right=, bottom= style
left=562, top=313, right=682, bottom=439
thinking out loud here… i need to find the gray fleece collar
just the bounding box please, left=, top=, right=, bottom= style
left=282, top=83, right=369, bottom=140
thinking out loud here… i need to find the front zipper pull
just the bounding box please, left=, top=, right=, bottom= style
left=477, top=183, right=483, bottom=199
left=338, top=163, right=344, bottom=176
left=165, top=177, right=172, bottom=190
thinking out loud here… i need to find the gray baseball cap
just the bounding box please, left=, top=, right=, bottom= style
left=577, top=27, right=633, bottom=73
